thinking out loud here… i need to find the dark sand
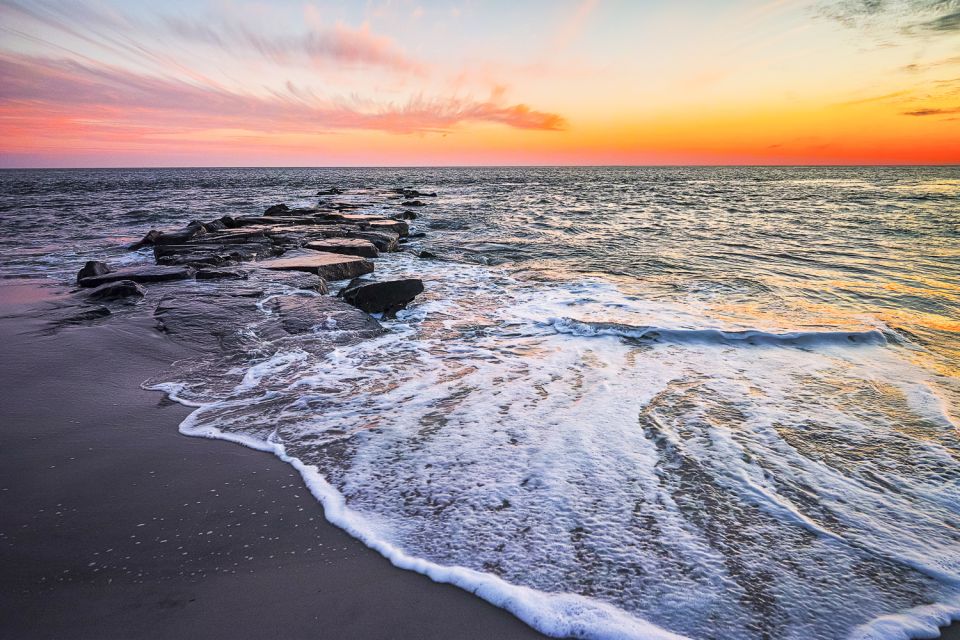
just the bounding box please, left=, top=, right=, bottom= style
left=1, top=280, right=957, bottom=640
left=0, top=281, right=545, bottom=640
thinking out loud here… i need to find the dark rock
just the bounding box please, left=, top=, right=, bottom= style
left=265, top=296, right=383, bottom=336
left=417, top=250, right=438, bottom=259
left=85, top=280, right=146, bottom=302
left=196, top=268, right=248, bottom=280
left=154, top=292, right=380, bottom=353
left=395, top=210, right=417, bottom=220
left=78, top=265, right=196, bottom=288
left=249, top=270, right=329, bottom=294
left=259, top=251, right=374, bottom=281
left=343, top=230, right=400, bottom=252
left=317, top=187, right=344, bottom=196
left=340, top=278, right=424, bottom=316
left=202, top=219, right=227, bottom=232
left=407, top=232, right=427, bottom=239
left=392, top=188, right=437, bottom=198
left=401, top=200, right=426, bottom=207
left=219, top=215, right=238, bottom=229
left=61, top=306, right=112, bottom=324
left=129, top=229, right=162, bottom=250
left=153, top=222, right=207, bottom=245
left=264, top=203, right=290, bottom=216
left=77, top=261, right=110, bottom=284
left=305, top=238, right=379, bottom=258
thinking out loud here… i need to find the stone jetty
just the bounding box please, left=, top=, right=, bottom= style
left=66, top=187, right=430, bottom=353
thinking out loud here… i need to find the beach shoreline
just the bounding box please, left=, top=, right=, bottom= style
left=1, top=271, right=958, bottom=639
left=0, top=281, right=546, bottom=640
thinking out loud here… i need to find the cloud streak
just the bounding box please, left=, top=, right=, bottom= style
left=0, top=54, right=565, bottom=139
left=902, top=105, right=960, bottom=115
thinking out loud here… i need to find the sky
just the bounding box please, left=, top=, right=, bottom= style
left=0, top=0, right=958, bottom=167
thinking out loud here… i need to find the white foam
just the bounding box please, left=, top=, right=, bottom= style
left=145, top=255, right=960, bottom=640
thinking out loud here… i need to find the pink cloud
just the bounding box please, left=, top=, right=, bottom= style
left=0, top=54, right=565, bottom=141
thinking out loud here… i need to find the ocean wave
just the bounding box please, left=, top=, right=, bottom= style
left=547, top=317, right=889, bottom=347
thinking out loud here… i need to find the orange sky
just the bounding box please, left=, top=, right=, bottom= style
left=0, top=0, right=958, bottom=167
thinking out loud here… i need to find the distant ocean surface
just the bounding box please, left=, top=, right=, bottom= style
left=2, top=166, right=959, bottom=639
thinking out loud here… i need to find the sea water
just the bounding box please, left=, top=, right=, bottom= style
left=2, top=166, right=958, bottom=639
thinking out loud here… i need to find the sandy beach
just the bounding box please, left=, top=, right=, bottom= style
left=0, top=281, right=546, bottom=640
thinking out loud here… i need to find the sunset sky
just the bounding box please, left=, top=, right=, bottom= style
left=1, top=0, right=958, bottom=167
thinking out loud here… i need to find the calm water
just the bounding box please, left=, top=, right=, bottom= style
left=1, top=167, right=959, bottom=639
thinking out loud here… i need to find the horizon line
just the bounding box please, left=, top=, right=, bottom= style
left=2, top=163, right=959, bottom=171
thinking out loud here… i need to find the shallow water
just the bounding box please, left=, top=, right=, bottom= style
left=2, top=166, right=959, bottom=639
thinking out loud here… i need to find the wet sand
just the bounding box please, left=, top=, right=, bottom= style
left=0, top=282, right=545, bottom=640
left=0, top=280, right=956, bottom=640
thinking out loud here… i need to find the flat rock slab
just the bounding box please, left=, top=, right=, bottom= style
left=79, top=265, right=196, bottom=288
left=155, top=292, right=381, bottom=353
left=305, top=238, right=379, bottom=258
left=259, top=252, right=374, bottom=281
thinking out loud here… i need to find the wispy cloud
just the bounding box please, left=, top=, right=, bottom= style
left=818, top=0, right=960, bottom=37
left=0, top=54, right=565, bottom=136
left=903, top=105, right=960, bottom=115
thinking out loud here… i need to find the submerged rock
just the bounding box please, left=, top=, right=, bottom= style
left=305, top=238, right=379, bottom=258
left=259, top=252, right=374, bottom=281
left=340, top=278, right=424, bottom=316
left=77, top=260, right=110, bottom=284
left=401, top=200, right=426, bottom=207
left=317, top=187, right=344, bottom=196
left=84, top=280, right=146, bottom=302
left=78, top=265, right=196, bottom=288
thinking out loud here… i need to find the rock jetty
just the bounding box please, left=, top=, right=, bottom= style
left=66, top=187, right=434, bottom=352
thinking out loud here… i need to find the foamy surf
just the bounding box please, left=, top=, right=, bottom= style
left=144, top=252, right=960, bottom=640
left=546, top=317, right=890, bottom=347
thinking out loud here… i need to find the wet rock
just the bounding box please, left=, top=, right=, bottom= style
left=368, top=219, right=409, bottom=237
left=317, top=187, right=344, bottom=196
left=154, top=221, right=207, bottom=245
left=259, top=251, right=374, bottom=281
left=392, top=188, right=437, bottom=198
left=264, top=203, right=290, bottom=216
left=77, top=260, right=110, bottom=284
left=305, top=238, right=379, bottom=258
left=343, top=229, right=400, bottom=252
left=61, top=305, right=112, bottom=324
left=417, top=250, right=438, bottom=259
left=154, top=241, right=277, bottom=266
left=202, top=219, right=228, bottom=232
left=85, top=280, right=146, bottom=302
left=78, top=265, right=196, bottom=288
left=154, top=292, right=380, bottom=353
left=249, top=269, right=328, bottom=294
left=265, top=296, right=383, bottom=336
left=401, top=200, right=426, bottom=207
left=340, top=278, right=424, bottom=316
left=395, top=210, right=417, bottom=220
left=196, top=268, right=248, bottom=280
left=129, top=230, right=162, bottom=250
left=407, top=231, right=427, bottom=239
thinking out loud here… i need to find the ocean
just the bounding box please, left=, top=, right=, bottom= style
left=1, top=166, right=958, bottom=639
